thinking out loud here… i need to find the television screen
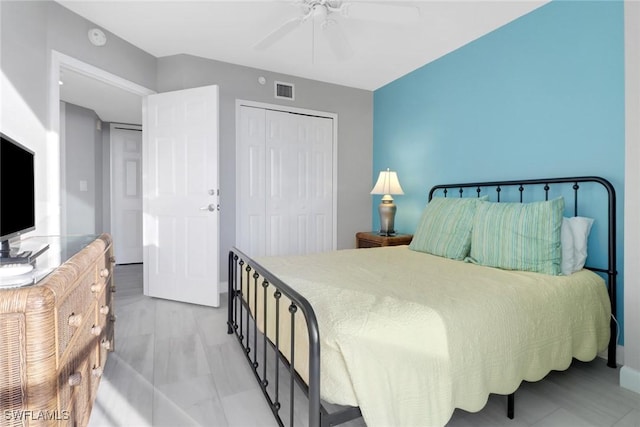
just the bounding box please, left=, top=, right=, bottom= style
left=0, top=132, right=36, bottom=247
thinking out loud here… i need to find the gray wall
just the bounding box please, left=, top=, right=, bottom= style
left=1, top=0, right=157, bottom=132
left=1, top=1, right=374, bottom=284
left=0, top=0, right=157, bottom=234
left=157, top=54, right=373, bottom=281
left=43, top=2, right=157, bottom=92
left=62, top=102, right=103, bottom=235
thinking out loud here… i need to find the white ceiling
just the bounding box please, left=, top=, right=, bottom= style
left=55, top=0, right=549, bottom=123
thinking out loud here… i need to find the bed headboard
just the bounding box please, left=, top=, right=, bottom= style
left=428, top=176, right=617, bottom=367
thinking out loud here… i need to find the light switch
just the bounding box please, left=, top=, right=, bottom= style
left=80, top=180, right=88, bottom=192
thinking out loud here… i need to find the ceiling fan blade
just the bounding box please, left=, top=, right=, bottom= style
left=340, top=1, right=421, bottom=24
left=322, top=19, right=353, bottom=61
left=254, top=15, right=306, bottom=50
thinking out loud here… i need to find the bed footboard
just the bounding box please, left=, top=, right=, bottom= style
left=227, top=248, right=362, bottom=427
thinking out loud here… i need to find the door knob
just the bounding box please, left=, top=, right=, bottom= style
left=200, top=204, right=216, bottom=212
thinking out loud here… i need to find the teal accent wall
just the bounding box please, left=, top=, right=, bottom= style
left=373, top=1, right=625, bottom=343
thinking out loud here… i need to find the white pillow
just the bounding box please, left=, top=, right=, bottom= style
left=561, top=217, right=576, bottom=276
left=569, top=216, right=595, bottom=271
left=561, top=216, right=595, bottom=275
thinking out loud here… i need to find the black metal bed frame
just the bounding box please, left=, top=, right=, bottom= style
left=227, top=176, right=618, bottom=427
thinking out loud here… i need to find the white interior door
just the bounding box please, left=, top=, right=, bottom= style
left=143, top=85, right=219, bottom=307
left=237, top=104, right=335, bottom=258
left=111, top=124, right=143, bottom=264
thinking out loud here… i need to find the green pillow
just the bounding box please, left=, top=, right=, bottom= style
left=409, top=196, right=488, bottom=260
left=468, top=197, right=564, bottom=275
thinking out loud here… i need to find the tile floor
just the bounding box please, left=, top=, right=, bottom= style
left=88, top=264, right=639, bottom=427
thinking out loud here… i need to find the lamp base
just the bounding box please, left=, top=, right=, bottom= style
left=378, top=200, right=397, bottom=236
left=378, top=231, right=397, bottom=237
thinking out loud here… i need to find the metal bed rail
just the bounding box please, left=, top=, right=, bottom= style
left=227, top=248, right=362, bottom=427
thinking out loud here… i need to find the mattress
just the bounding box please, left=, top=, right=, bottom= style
left=249, top=245, right=611, bottom=427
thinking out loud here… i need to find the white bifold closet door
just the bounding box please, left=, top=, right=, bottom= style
left=237, top=105, right=334, bottom=257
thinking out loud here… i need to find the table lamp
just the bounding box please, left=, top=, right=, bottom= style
left=370, top=168, right=404, bottom=236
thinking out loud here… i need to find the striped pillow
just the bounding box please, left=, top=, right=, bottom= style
left=468, top=197, right=564, bottom=275
left=409, top=196, right=487, bottom=260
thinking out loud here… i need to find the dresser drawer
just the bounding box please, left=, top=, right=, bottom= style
left=59, top=327, right=97, bottom=420
left=62, top=358, right=92, bottom=427
left=96, top=287, right=115, bottom=363
left=96, top=253, right=110, bottom=285
left=57, top=273, right=96, bottom=356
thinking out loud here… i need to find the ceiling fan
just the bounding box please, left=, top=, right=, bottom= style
left=254, top=0, right=420, bottom=61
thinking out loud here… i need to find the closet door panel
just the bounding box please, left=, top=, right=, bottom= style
left=237, top=105, right=334, bottom=258
left=237, top=106, right=267, bottom=257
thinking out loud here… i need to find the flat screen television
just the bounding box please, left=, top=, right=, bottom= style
left=0, top=132, right=36, bottom=260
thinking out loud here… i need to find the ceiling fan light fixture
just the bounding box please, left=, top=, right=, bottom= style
left=255, top=0, right=415, bottom=61
left=313, top=3, right=328, bottom=20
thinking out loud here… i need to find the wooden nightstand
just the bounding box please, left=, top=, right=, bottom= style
left=356, top=231, right=413, bottom=248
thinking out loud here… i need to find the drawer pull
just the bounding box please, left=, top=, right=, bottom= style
left=99, top=268, right=109, bottom=278
left=92, top=366, right=103, bottom=378
left=90, top=283, right=101, bottom=293
left=99, top=305, right=110, bottom=315
left=101, top=339, right=111, bottom=350
left=90, top=325, right=102, bottom=336
left=68, top=372, right=82, bottom=387
left=68, top=314, right=82, bottom=327
left=110, top=285, right=116, bottom=293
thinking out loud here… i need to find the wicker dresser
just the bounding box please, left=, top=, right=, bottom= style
left=0, top=234, right=115, bottom=426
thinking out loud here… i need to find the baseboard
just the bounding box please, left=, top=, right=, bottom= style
left=219, top=281, right=228, bottom=295
left=620, top=365, right=640, bottom=394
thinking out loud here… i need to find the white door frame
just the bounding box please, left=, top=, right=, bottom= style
left=48, top=51, right=155, bottom=236
left=235, top=99, right=338, bottom=251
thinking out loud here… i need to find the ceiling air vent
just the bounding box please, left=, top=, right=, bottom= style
left=275, top=81, right=294, bottom=101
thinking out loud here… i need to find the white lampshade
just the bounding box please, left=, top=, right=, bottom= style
left=370, top=168, right=404, bottom=196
